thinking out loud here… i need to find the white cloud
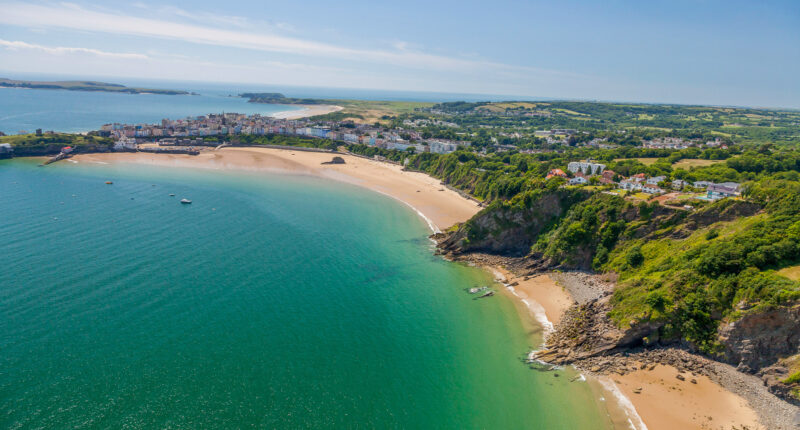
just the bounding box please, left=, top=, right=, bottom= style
left=0, top=1, right=576, bottom=78
left=0, top=39, right=148, bottom=59
left=130, top=3, right=251, bottom=29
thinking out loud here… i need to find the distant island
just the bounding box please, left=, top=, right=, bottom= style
left=239, top=92, right=326, bottom=105
left=0, top=78, right=193, bottom=95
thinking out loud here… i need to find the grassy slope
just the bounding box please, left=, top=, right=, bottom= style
left=311, top=100, right=434, bottom=124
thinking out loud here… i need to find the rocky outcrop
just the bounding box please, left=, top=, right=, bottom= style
left=438, top=189, right=589, bottom=257
left=321, top=156, right=345, bottom=165
left=718, top=304, right=800, bottom=372
left=534, top=297, right=664, bottom=364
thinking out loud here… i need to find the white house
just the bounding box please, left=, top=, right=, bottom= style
left=619, top=180, right=642, bottom=191
left=568, top=175, right=589, bottom=185
left=646, top=176, right=666, bottom=185
left=707, top=182, right=741, bottom=200
left=672, top=179, right=688, bottom=190
left=642, top=184, right=664, bottom=194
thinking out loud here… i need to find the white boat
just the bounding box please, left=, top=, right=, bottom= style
left=180, top=198, right=192, bottom=204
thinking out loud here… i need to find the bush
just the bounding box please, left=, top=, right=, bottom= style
left=626, top=245, right=645, bottom=267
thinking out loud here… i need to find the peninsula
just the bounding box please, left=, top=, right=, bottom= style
left=0, top=78, right=193, bottom=95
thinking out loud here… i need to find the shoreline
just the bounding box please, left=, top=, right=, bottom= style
left=270, top=104, right=343, bottom=120
left=65, top=147, right=777, bottom=429
left=70, top=147, right=480, bottom=231
left=485, top=263, right=783, bottom=430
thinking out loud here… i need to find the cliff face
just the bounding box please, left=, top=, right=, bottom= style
left=436, top=186, right=800, bottom=403
left=718, top=304, right=800, bottom=372
left=438, top=189, right=589, bottom=257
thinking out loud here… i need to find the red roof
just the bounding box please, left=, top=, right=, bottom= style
left=545, top=168, right=568, bottom=179
left=63, top=146, right=72, bottom=149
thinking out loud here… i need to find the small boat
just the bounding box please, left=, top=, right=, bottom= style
left=476, top=290, right=495, bottom=299
left=468, top=286, right=489, bottom=294
left=180, top=198, right=192, bottom=204
left=105, top=181, right=113, bottom=184
left=169, top=194, right=175, bottom=197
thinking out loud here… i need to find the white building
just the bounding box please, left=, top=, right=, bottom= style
left=672, top=179, right=688, bottom=190
left=567, top=161, right=606, bottom=175
left=619, top=180, right=643, bottom=191
left=114, top=136, right=137, bottom=151
left=568, top=175, right=589, bottom=185
left=429, top=140, right=459, bottom=154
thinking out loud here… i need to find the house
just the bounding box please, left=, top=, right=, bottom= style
left=693, top=181, right=712, bottom=189
left=630, top=173, right=647, bottom=183
left=567, top=160, right=606, bottom=175
left=619, top=180, right=642, bottom=191
left=646, top=176, right=666, bottom=186
left=61, top=146, right=73, bottom=154
left=672, top=179, right=688, bottom=190
left=642, top=184, right=663, bottom=194
left=568, top=174, right=589, bottom=186
left=545, top=168, right=567, bottom=179
left=707, top=182, right=740, bottom=200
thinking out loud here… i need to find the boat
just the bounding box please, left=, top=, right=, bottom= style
left=468, top=286, right=489, bottom=294
left=105, top=181, right=113, bottom=184
left=180, top=198, right=192, bottom=204
left=169, top=194, right=175, bottom=197
left=476, top=290, right=495, bottom=299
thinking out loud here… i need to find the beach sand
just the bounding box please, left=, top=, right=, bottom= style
left=71, top=147, right=765, bottom=429
left=606, top=364, right=763, bottom=430
left=73, top=147, right=480, bottom=231
left=491, top=268, right=573, bottom=338
left=271, top=104, right=343, bottom=120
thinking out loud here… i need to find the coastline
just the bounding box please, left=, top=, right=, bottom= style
left=270, top=104, right=343, bottom=120
left=487, top=264, right=777, bottom=430
left=68, top=147, right=775, bottom=429
left=71, top=147, right=479, bottom=231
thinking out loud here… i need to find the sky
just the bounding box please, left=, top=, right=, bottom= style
left=0, top=0, right=798, bottom=108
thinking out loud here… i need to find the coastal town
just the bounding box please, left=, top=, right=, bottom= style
left=97, top=112, right=466, bottom=155
left=68, top=112, right=741, bottom=207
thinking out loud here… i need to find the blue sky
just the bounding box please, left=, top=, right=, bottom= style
left=0, top=0, right=798, bottom=107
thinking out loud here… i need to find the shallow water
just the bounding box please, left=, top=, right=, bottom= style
left=0, top=159, right=613, bottom=428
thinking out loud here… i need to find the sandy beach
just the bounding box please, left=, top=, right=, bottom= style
left=607, top=364, right=762, bottom=430
left=271, top=104, right=343, bottom=120
left=73, top=147, right=479, bottom=231
left=71, top=147, right=768, bottom=429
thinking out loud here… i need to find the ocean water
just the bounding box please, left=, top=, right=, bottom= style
left=0, top=159, right=612, bottom=428
left=0, top=87, right=299, bottom=135
left=0, top=74, right=552, bottom=135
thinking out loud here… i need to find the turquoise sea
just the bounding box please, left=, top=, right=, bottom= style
left=0, top=86, right=299, bottom=135
left=0, top=159, right=613, bottom=428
